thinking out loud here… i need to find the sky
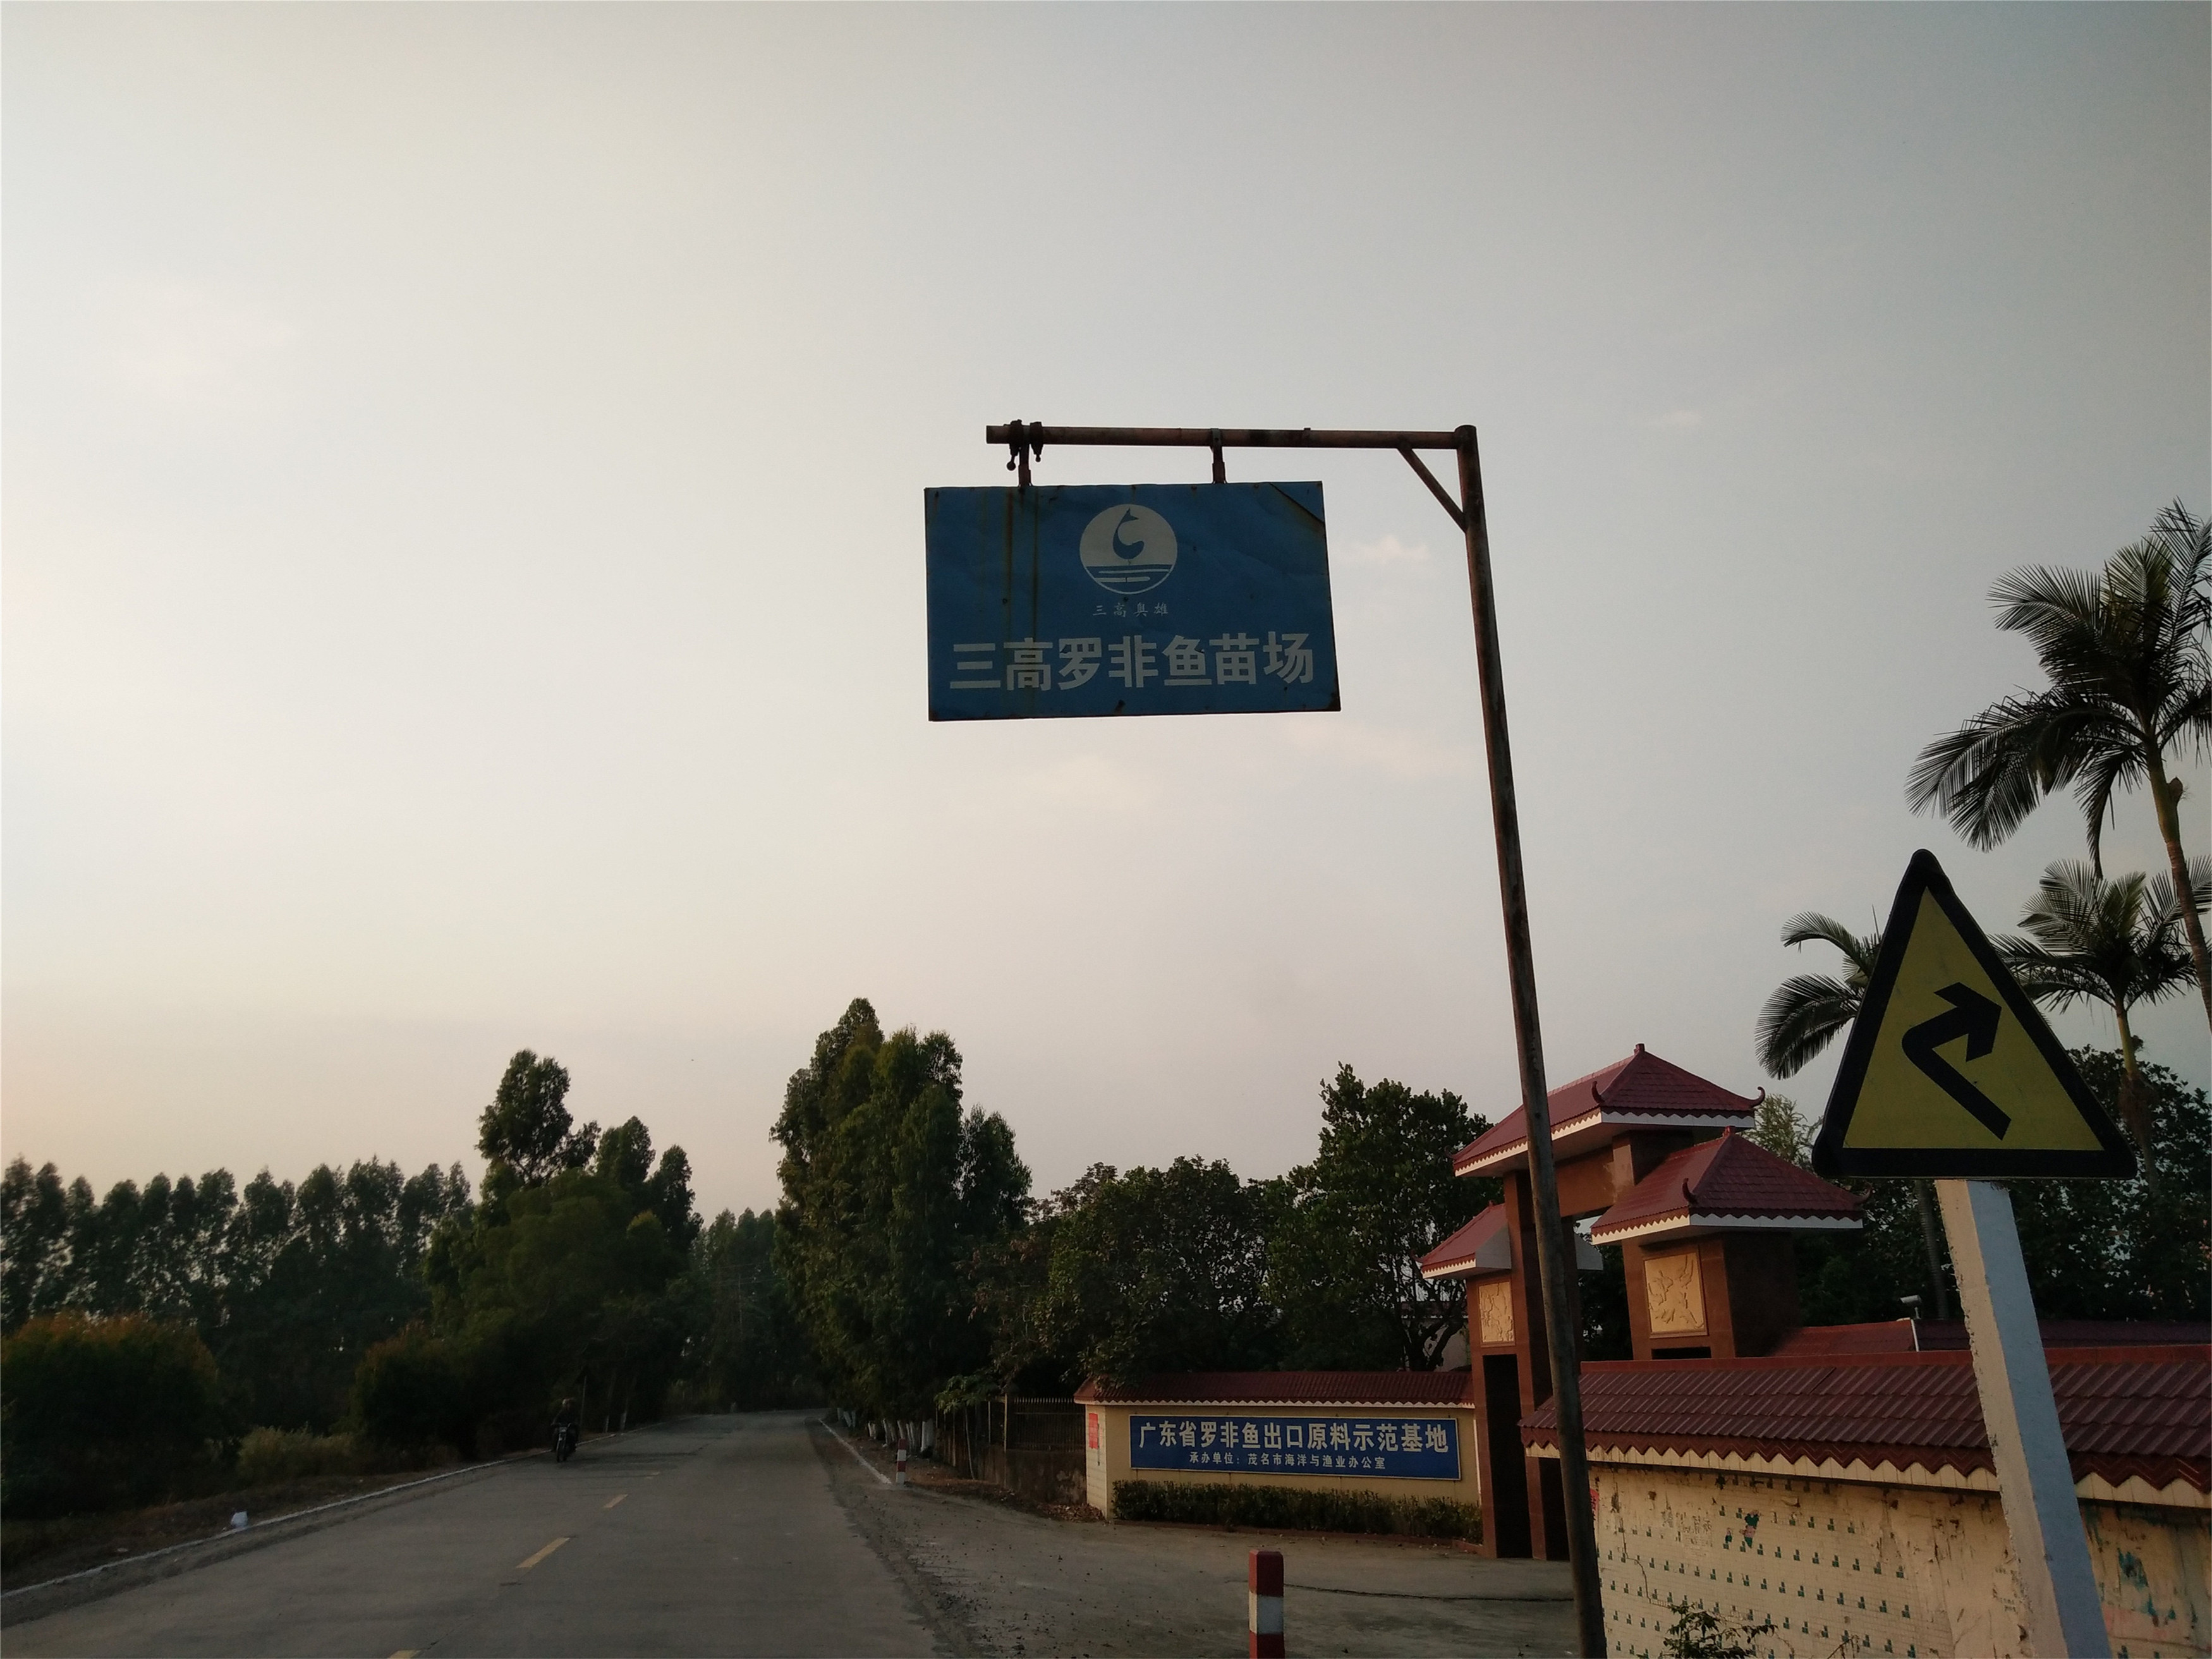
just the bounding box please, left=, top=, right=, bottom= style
left=6, top=4, right=2208, bottom=1223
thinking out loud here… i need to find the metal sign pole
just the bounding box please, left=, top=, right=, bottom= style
left=976, top=422, right=1605, bottom=1653
left=1454, top=429, right=1604, bottom=1658
left=1935, top=1179, right=2111, bottom=1658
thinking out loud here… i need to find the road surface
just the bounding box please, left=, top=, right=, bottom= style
left=7, top=1412, right=1574, bottom=1657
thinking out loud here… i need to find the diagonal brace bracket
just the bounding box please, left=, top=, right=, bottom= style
left=1399, top=447, right=1464, bottom=531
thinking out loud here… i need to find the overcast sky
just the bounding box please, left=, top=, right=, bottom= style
left=6, top=4, right=2207, bottom=1222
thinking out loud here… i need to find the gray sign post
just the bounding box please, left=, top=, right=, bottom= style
left=1814, top=849, right=2136, bottom=1658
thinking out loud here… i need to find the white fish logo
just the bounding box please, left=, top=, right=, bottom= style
left=1078, top=504, right=1177, bottom=595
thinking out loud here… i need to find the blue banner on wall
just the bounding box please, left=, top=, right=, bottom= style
left=1127, top=1414, right=1461, bottom=1481
left=924, top=483, right=1339, bottom=720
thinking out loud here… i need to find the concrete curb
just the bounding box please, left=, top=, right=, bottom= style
left=0, top=1423, right=667, bottom=1629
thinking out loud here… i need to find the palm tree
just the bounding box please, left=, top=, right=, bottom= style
left=1907, top=502, right=2211, bottom=1030
left=1754, top=913, right=1882, bottom=1079
left=2000, top=858, right=2208, bottom=1163
left=1754, top=913, right=1951, bottom=1320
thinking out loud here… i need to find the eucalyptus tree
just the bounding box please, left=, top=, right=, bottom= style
left=1753, top=911, right=1950, bottom=1319
left=771, top=999, right=1031, bottom=1416
left=478, top=1050, right=600, bottom=1190
left=1907, top=503, right=2211, bottom=1029
left=2000, top=858, right=2209, bottom=1162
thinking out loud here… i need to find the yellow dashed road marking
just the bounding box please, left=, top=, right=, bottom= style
left=516, top=1537, right=571, bottom=1571
left=604, top=1493, right=627, bottom=1509
left=389, top=1651, right=419, bottom=1657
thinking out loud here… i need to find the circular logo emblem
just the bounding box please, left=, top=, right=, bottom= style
left=1078, top=504, right=1178, bottom=595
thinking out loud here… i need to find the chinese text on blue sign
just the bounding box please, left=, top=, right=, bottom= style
left=925, top=483, right=1339, bottom=720
left=1127, top=1414, right=1460, bottom=1481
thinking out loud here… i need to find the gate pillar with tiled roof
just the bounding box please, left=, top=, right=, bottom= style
left=1589, top=1127, right=1863, bottom=1363
left=1425, top=1046, right=1813, bottom=1560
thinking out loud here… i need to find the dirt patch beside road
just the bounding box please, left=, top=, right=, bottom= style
left=812, top=1418, right=1574, bottom=1658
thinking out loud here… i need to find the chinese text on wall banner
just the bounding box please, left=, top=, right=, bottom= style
left=1126, top=1414, right=1460, bottom=1480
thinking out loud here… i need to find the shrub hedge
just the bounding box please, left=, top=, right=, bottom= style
left=349, top=1324, right=475, bottom=1453
left=1110, top=1480, right=1480, bottom=1541
left=234, top=1428, right=367, bottom=1486
left=1, top=1312, right=226, bottom=1517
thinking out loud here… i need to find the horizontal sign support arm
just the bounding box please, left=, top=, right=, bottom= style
left=985, top=423, right=1466, bottom=451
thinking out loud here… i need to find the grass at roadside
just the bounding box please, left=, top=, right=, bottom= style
left=2, top=1461, right=454, bottom=1586
left=1111, top=1479, right=1480, bottom=1541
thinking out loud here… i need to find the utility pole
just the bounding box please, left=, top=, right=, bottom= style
left=983, top=422, right=1606, bottom=1656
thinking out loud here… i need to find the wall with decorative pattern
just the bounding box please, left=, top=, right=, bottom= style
left=1589, top=1462, right=2208, bottom=1659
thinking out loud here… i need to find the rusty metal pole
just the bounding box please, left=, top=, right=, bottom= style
left=1455, top=426, right=1604, bottom=1657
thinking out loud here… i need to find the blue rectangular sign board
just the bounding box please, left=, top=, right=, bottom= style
left=1127, top=1413, right=1461, bottom=1481
left=925, top=483, right=1339, bottom=720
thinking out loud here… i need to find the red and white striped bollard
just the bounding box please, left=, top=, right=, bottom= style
left=1248, top=1548, right=1283, bottom=1658
left=894, top=1438, right=908, bottom=1486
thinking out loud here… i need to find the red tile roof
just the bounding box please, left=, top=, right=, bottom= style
left=1454, top=1046, right=1759, bottom=1176
left=1076, top=1371, right=1478, bottom=1407
left=1586, top=1129, right=1861, bottom=1242
left=1520, top=1345, right=2210, bottom=1493
left=1417, top=1205, right=1511, bottom=1280
left=1770, top=1319, right=2212, bottom=1357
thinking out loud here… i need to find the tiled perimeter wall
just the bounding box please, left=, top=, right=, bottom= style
left=1592, top=1463, right=2208, bottom=1659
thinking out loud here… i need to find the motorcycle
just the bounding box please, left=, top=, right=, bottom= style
left=553, top=1422, right=578, bottom=1463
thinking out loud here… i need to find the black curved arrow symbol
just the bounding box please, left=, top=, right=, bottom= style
left=1900, top=983, right=2010, bottom=1138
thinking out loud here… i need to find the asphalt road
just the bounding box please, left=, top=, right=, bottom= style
left=9, top=1412, right=1574, bottom=1658
left=8, top=1414, right=945, bottom=1658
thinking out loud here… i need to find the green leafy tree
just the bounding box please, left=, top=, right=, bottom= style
left=592, top=1116, right=703, bottom=1250
left=1746, top=1093, right=1811, bottom=1168
left=2, top=1160, right=76, bottom=1330
left=683, top=1208, right=818, bottom=1409
left=1, top=1153, right=468, bottom=1430
left=427, top=1163, right=695, bottom=1440
left=1907, top=502, right=2212, bottom=1030
left=210, top=1159, right=469, bottom=1430
left=1035, top=1158, right=1280, bottom=1386
left=351, top=1322, right=472, bottom=1451
left=771, top=999, right=1031, bottom=1416
left=478, top=1050, right=600, bottom=1189
left=594, top=1117, right=655, bottom=1194
left=2001, top=858, right=2209, bottom=1158
left=1753, top=913, right=1952, bottom=1318
left=1789, top=1050, right=2208, bottom=1328
left=2005, top=1050, right=2209, bottom=1322
left=1268, top=1066, right=1495, bottom=1370
left=1, top=1311, right=225, bottom=1516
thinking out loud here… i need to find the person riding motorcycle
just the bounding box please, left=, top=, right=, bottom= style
left=552, top=1396, right=581, bottom=1461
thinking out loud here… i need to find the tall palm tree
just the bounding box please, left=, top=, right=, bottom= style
left=1754, top=913, right=1882, bottom=1079
left=1754, top=913, right=1951, bottom=1320
left=2000, top=858, right=2208, bottom=1162
left=1906, top=502, right=2211, bottom=1030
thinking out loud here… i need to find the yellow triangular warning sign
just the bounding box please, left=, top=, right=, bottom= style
left=1811, top=851, right=2137, bottom=1179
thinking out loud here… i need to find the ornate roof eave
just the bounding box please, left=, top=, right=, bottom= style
left=1453, top=1106, right=1749, bottom=1177
left=1589, top=1210, right=1865, bottom=1246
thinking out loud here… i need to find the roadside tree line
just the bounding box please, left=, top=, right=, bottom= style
left=0, top=1050, right=811, bottom=1518
left=769, top=999, right=2209, bottom=1431
left=770, top=997, right=1504, bottom=1417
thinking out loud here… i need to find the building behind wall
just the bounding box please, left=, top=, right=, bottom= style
left=1419, top=1043, right=2211, bottom=1658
